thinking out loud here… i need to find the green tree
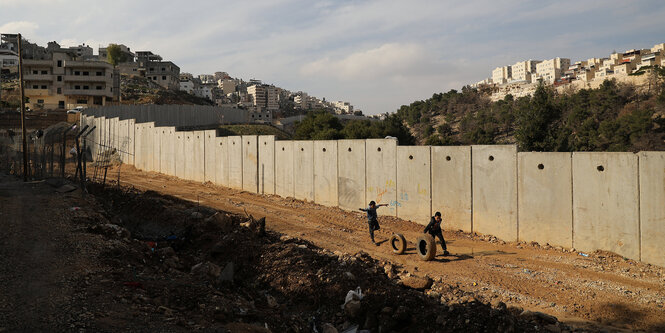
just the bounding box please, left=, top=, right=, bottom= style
left=106, top=44, right=127, bottom=67
left=293, top=110, right=343, bottom=140
left=515, top=84, right=560, bottom=151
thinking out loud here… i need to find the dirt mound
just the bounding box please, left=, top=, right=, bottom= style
left=79, top=184, right=567, bottom=332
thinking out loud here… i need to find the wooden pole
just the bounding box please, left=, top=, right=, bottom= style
left=18, top=33, right=28, bottom=182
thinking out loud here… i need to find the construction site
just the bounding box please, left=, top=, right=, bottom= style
left=1, top=105, right=665, bottom=332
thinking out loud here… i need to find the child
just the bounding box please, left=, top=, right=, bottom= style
left=359, top=201, right=388, bottom=245
left=424, top=211, right=450, bottom=256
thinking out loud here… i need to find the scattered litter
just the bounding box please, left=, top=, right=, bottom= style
left=69, top=207, right=81, bottom=211
left=146, top=241, right=157, bottom=252
left=579, top=252, right=589, bottom=257
left=342, top=287, right=363, bottom=309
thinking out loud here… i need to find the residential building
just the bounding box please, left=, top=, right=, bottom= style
left=651, top=43, right=664, bottom=53
left=218, top=79, right=237, bottom=95
left=492, top=66, right=511, bottom=84
left=535, top=57, right=570, bottom=84
left=247, top=84, right=278, bottom=112
left=198, top=74, right=216, bottom=84
left=136, top=51, right=180, bottom=90
left=179, top=80, right=194, bottom=94
left=99, top=44, right=135, bottom=62
left=0, top=49, right=18, bottom=70
left=511, top=60, right=540, bottom=82
left=614, top=62, right=636, bottom=75
left=193, top=83, right=214, bottom=100
left=23, top=50, right=113, bottom=109
left=638, top=52, right=662, bottom=69
left=332, top=101, right=353, bottom=114
left=180, top=72, right=194, bottom=81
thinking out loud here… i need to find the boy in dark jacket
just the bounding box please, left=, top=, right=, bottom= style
left=424, top=211, right=450, bottom=256
left=359, top=201, right=388, bottom=245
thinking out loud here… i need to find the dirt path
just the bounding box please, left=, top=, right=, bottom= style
left=110, top=165, right=665, bottom=332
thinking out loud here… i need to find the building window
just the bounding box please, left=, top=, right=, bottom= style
left=57, top=76, right=62, bottom=82
left=77, top=99, right=87, bottom=104
left=96, top=71, right=102, bottom=76
left=41, top=70, right=48, bottom=74
left=32, top=85, right=38, bottom=89
left=74, top=71, right=80, bottom=75
left=57, top=60, right=62, bottom=67
left=57, top=88, right=62, bottom=94
left=162, top=76, right=166, bottom=80
left=149, top=68, right=154, bottom=72
left=83, top=85, right=89, bottom=90
left=41, top=85, right=47, bottom=89
left=83, top=71, right=89, bottom=76
left=75, top=85, right=80, bottom=89
left=32, top=70, right=38, bottom=74
left=37, top=99, right=44, bottom=103
left=153, top=76, right=157, bottom=80
left=161, top=67, right=165, bottom=71
left=96, top=86, right=102, bottom=90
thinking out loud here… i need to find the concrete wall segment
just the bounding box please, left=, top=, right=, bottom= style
left=431, top=146, right=472, bottom=232
left=396, top=146, right=431, bottom=224
left=275, top=141, right=294, bottom=198
left=638, top=152, right=665, bottom=266
left=258, top=135, right=275, bottom=195
left=337, top=140, right=366, bottom=211
left=365, top=139, right=397, bottom=216
left=572, top=152, right=639, bottom=260
left=294, top=141, right=315, bottom=201
left=472, top=145, right=518, bottom=242
left=518, top=152, right=573, bottom=248
left=314, top=140, right=338, bottom=207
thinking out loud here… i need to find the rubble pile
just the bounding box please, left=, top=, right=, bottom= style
left=76, top=184, right=569, bottom=332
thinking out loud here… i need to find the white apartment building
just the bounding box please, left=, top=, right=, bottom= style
left=179, top=80, right=194, bottom=94
left=247, top=84, right=278, bottom=112
left=194, top=84, right=213, bottom=100
left=332, top=101, right=353, bottom=114
left=651, top=43, right=664, bottom=53
left=535, top=57, right=570, bottom=84
left=492, top=66, right=511, bottom=84
left=511, top=60, right=541, bottom=82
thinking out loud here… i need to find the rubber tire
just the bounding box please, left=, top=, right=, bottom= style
left=417, top=234, right=436, bottom=261
left=389, top=233, right=407, bottom=254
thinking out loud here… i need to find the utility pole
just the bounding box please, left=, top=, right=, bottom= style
left=18, top=33, right=28, bottom=182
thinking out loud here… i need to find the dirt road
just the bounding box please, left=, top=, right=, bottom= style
left=109, top=165, right=665, bottom=332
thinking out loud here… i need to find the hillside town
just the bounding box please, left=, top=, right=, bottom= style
left=473, top=42, right=665, bottom=101
left=0, top=34, right=361, bottom=120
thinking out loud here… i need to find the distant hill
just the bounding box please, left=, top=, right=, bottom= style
left=395, top=70, right=665, bottom=152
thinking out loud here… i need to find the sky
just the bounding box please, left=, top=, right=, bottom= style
left=1, top=0, right=665, bottom=114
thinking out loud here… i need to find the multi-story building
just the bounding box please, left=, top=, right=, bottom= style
left=99, top=44, right=135, bottom=62
left=218, top=79, right=237, bottom=95
left=136, top=51, right=180, bottom=90
left=0, top=49, right=18, bottom=71
left=492, top=66, right=511, bottom=84
left=23, top=50, right=114, bottom=109
left=535, top=57, right=570, bottom=84
left=247, top=84, right=278, bottom=112
left=198, top=74, right=216, bottom=84
left=332, top=101, right=353, bottom=114
left=510, top=60, right=540, bottom=83
left=179, top=79, right=194, bottom=94
left=193, top=84, right=214, bottom=100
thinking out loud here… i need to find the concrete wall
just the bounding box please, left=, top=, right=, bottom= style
left=228, top=136, right=243, bottom=190
left=396, top=146, right=431, bottom=224
left=160, top=127, right=176, bottom=176
left=174, top=131, right=186, bottom=179
left=83, top=107, right=665, bottom=267
left=365, top=139, right=397, bottom=216
left=518, top=152, right=572, bottom=247
left=638, top=152, right=665, bottom=267
left=203, top=130, right=217, bottom=183
left=275, top=140, right=294, bottom=198
left=242, top=135, right=258, bottom=193
left=472, top=145, right=518, bottom=241
left=294, top=141, right=314, bottom=201
left=338, top=140, right=366, bottom=210
left=258, top=135, right=275, bottom=195
left=314, top=140, right=338, bottom=207
left=572, top=153, right=639, bottom=259
left=214, top=136, right=229, bottom=186
left=431, top=146, right=472, bottom=232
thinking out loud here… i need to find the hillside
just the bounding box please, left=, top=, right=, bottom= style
left=217, top=124, right=292, bottom=140
left=396, top=69, right=665, bottom=152
left=120, top=75, right=213, bottom=106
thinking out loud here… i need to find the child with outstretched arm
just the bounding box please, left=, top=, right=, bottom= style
left=359, top=200, right=388, bottom=245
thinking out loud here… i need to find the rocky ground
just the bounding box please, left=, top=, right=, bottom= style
left=0, top=174, right=573, bottom=332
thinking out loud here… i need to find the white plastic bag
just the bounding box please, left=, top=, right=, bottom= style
left=342, top=286, right=363, bottom=308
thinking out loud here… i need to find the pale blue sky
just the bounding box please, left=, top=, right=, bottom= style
left=1, top=0, right=664, bottom=114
